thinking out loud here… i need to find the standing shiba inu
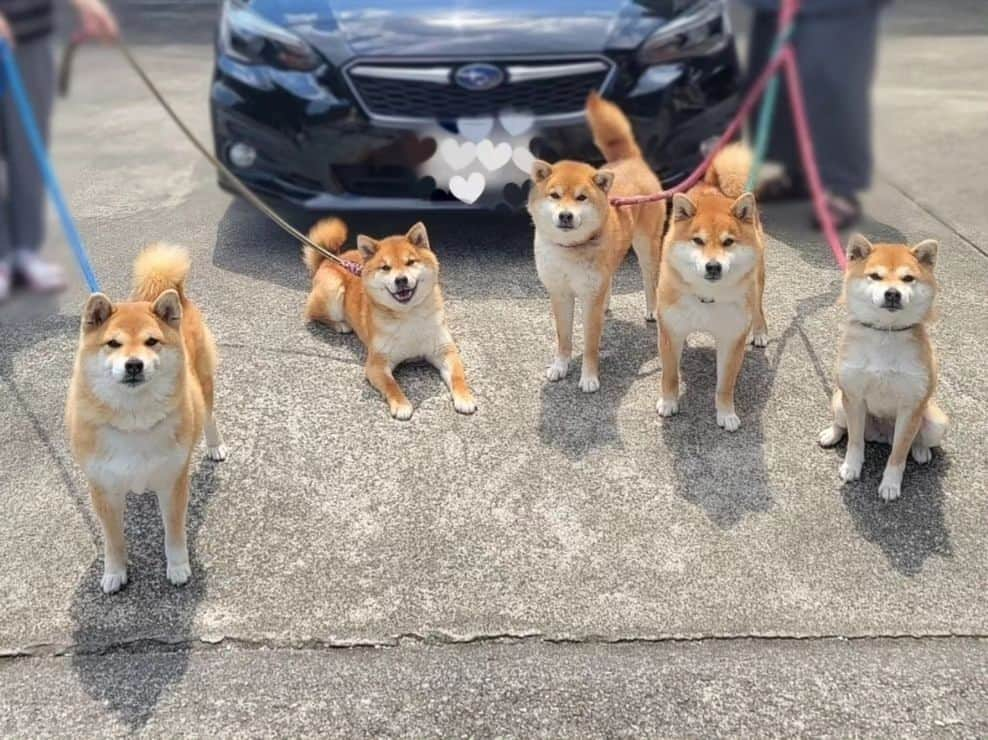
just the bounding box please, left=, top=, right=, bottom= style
left=303, top=219, right=476, bottom=420
left=67, top=244, right=226, bottom=594
left=818, top=234, right=948, bottom=501
left=655, top=144, right=767, bottom=431
left=528, top=92, right=665, bottom=393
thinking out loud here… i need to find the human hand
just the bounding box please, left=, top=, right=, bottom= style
left=0, top=12, right=15, bottom=47
left=71, top=0, right=119, bottom=43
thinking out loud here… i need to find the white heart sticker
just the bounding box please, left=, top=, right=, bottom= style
left=457, top=117, right=495, bottom=143
left=512, top=145, right=537, bottom=175
left=476, top=140, right=513, bottom=172
left=449, top=172, right=486, bottom=204
left=439, top=138, right=477, bottom=171
left=499, top=110, right=536, bottom=136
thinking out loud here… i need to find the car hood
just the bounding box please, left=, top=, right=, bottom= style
left=271, top=0, right=691, bottom=60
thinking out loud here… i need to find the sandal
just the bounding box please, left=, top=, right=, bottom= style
left=812, top=192, right=862, bottom=231
left=756, top=172, right=809, bottom=202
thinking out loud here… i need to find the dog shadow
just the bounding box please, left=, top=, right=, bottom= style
left=537, top=317, right=656, bottom=460
left=830, top=441, right=952, bottom=576
left=68, top=458, right=222, bottom=730
left=659, top=283, right=840, bottom=527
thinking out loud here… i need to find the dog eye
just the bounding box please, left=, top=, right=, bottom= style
left=869, top=272, right=882, bottom=281
left=106, top=339, right=122, bottom=349
left=692, top=237, right=705, bottom=246
left=902, top=275, right=916, bottom=283
left=406, top=259, right=416, bottom=266
left=380, top=264, right=391, bottom=272
left=576, top=194, right=587, bottom=202
left=722, top=237, right=735, bottom=247
left=550, top=192, right=562, bottom=200
left=145, top=338, right=159, bottom=347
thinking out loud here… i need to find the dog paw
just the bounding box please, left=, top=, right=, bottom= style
left=818, top=425, right=845, bottom=448
left=454, top=395, right=477, bottom=415
left=645, top=310, right=657, bottom=323
left=546, top=357, right=570, bottom=382
left=391, top=402, right=414, bottom=421
left=717, top=411, right=741, bottom=432
left=911, top=444, right=932, bottom=465
left=207, top=444, right=228, bottom=462
left=839, top=456, right=863, bottom=483
left=101, top=570, right=128, bottom=594
left=656, top=398, right=679, bottom=417
left=579, top=374, right=600, bottom=393
left=167, top=561, right=192, bottom=587
left=335, top=322, right=354, bottom=334
left=749, top=331, right=769, bottom=348
left=878, top=479, right=902, bottom=502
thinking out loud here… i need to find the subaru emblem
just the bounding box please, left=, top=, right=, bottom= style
left=454, top=63, right=505, bottom=91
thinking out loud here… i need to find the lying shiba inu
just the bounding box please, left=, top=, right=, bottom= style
left=528, top=92, right=665, bottom=393
left=303, top=219, right=476, bottom=420
left=818, top=234, right=948, bottom=501
left=656, top=144, right=767, bottom=431
left=67, top=244, right=226, bottom=594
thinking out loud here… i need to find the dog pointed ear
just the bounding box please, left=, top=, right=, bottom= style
left=357, top=234, right=379, bottom=259
left=846, top=233, right=874, bottom=262
left=82, top=293, right=114, bottom=330
left=911, top=238, right=938, bottom=268
left=153, top=289, right=182, bottom=326
left=593, top=169, right=615, bottom=194
left=731, top=192, right=756, bottom=222
left=671, top=193, right=696, bottom=222
left=406, top=222, right=431, bottom=251
left=531, top=160, right=553, bottom=184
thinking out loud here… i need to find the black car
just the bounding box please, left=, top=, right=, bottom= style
left=211, top=0, right=741, bottom=211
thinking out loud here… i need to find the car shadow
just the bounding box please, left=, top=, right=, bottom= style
left=659, top=281, right=840, bottom=527
left=537, top=317, right=657, bottom=460
left=68, top=460, right=222, bottom=731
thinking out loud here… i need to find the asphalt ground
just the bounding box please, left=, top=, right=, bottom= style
left=1, top=1, right=987, bottom=735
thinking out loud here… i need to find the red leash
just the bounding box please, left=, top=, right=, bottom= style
left=610, top=0, right=847, bottom=269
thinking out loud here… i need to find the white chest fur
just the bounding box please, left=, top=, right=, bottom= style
left=86, top=413, right=190, bottom=497
left=663, top=290, right=751, bottom=340
left=372, top=306, right=451, bottom=365
left=838, top=326, right=931, bottom=419
left=534, top=233, right=605, bottom=298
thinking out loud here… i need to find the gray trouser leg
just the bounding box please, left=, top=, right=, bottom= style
left=0, top=38, right=55, bottom=261
left=748, top=4, right=881, bottom=196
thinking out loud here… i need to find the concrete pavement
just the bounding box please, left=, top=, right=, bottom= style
left=1, top=3, right=987, bottom=735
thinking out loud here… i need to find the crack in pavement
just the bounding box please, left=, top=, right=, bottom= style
left=4, top=631, right=987, bottom=661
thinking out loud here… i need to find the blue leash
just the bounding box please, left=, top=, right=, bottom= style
left=0, top=40, right=101, bottom=293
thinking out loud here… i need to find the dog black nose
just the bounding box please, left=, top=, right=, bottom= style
left=125, top=359, right=144, bottom=376
left=394, top=275, right=409, bottom=289
left=705, top=261, right=723, bottom=279
left=557, top=211, right=574, bottom=227
left=884, top=288, right=902, bottom=305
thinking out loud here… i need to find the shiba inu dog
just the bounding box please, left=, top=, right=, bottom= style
left=528, top=92, right=665, bottom=393
left=67, top=244, right=226, bottom=594
left=655, top=144, right=767, bottom=431
left=818, top=234, right=948, bottom=501
left=303, top=219, right=476, bottom=420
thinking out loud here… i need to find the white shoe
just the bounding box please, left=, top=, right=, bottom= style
left=0, top=262, right=11, bottom=302
left=15, top=251, right=67, bottom=293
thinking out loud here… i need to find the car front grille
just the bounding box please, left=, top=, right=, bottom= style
left=344, top=59, right=614, bottom=123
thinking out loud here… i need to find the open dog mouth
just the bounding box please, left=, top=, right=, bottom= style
left=389, top=285, right=417, bottom=304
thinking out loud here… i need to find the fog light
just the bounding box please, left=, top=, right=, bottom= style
left=229, top=142, right=257, bottom=169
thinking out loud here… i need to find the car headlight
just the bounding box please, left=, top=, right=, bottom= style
left=219, top=0, right=321, bottom=72
left=636, top=0, right=730, bottom=66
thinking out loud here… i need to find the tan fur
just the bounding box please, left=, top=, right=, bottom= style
left=818, top=235, right=948, bottom=501
left=656, top=144, right=767, bottom=431
left=528, top=92, right=666, bottom=392
left=66, top=244, right=225, bottom=594
left=303, top=220, right=476, bottom=419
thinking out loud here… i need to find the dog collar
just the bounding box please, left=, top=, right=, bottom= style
left=851, top=319, right=917, bottom=332
left=552, top=228, right=602, bottom=249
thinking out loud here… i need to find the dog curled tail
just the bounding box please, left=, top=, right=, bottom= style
left=132, top=243, right=191, bottom=302
left=704, top=143, right=753, bottom=199
left=302, top=218, right=349, bottom=275
left=586, top=91, right=641, bottom=163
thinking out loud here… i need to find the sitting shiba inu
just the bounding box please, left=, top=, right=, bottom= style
left=656, top=144, right=768, bottom=431
left=67, top=244, right=226, bottom=594
left=818, top=234, right=948, bottom=501
left=303, top=219, right=476, bottom=420
left=528, top=92, right=665, bottom=393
